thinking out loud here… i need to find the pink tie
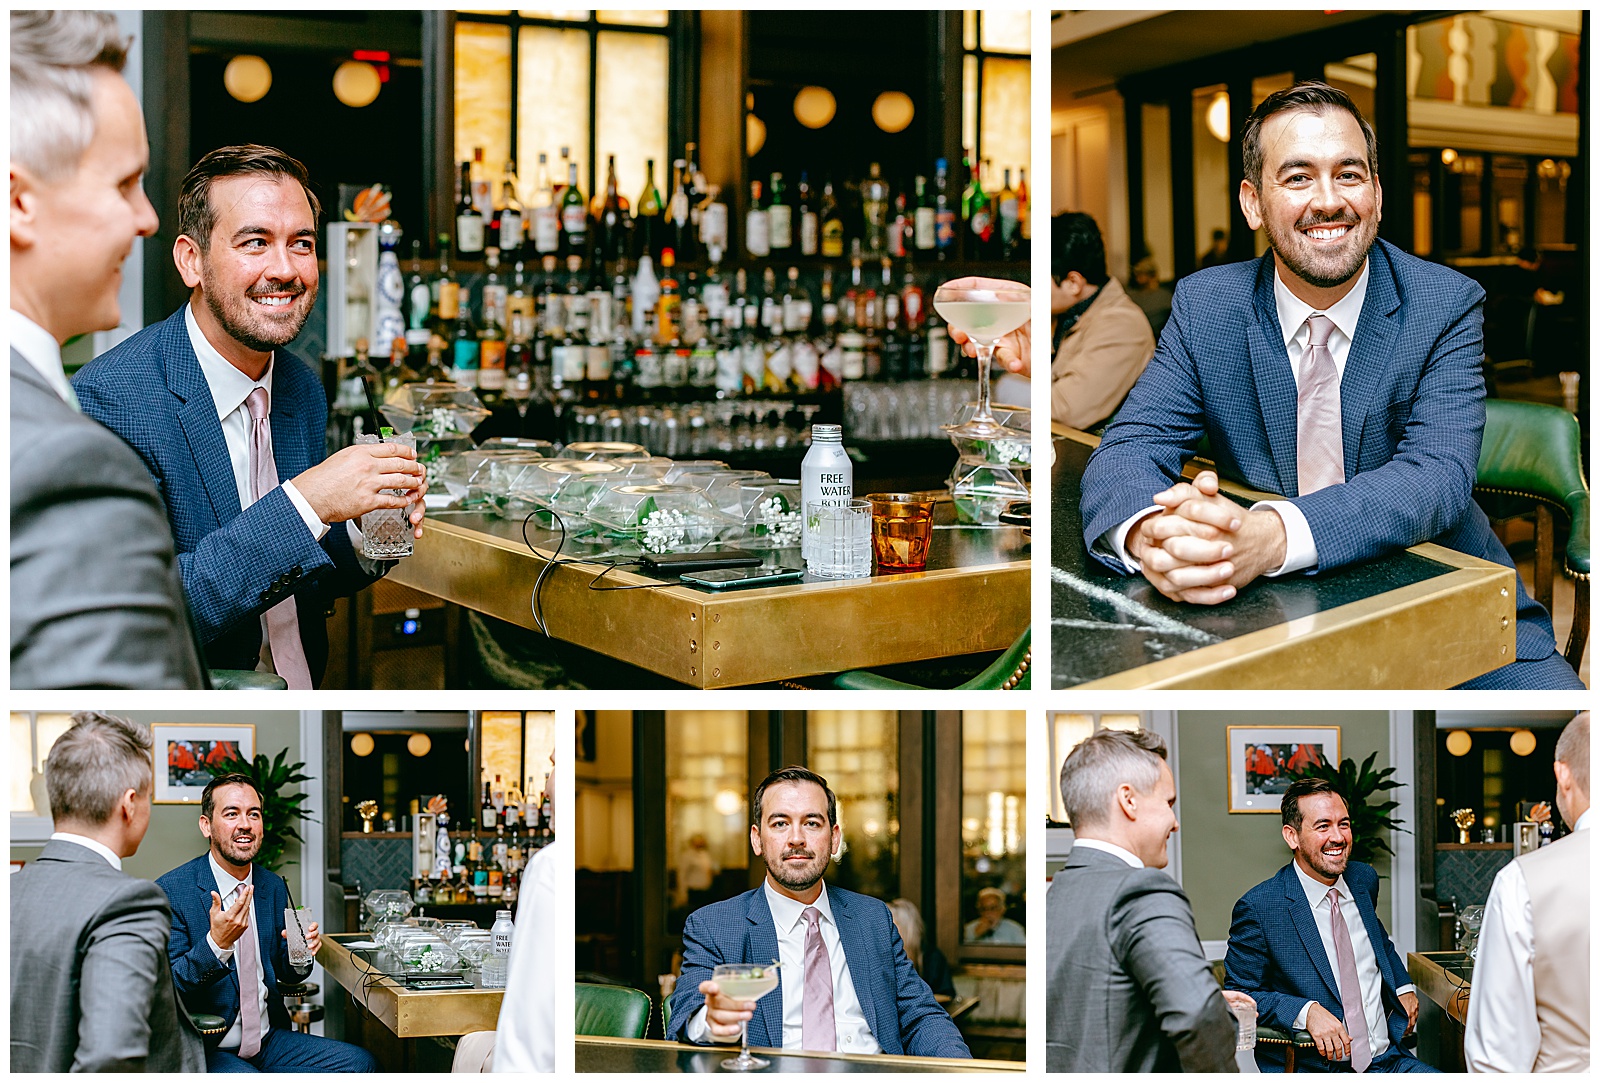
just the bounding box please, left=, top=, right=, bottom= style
left=1327, top=888, right=1373, bottom=1072
left=246, top=388, right=312, bottom=689
left=801, top=906, right=836, bottom=1052
left=1297, top=314, right=1345, bottom=494
left=232, top=885, right=263, bottom=1059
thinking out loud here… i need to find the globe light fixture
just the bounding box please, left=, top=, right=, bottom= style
left=746, top=113, right=767, bottom=156
left=793, top=85, right=837, bottom=129
left=351, top=732, right=375, bottom=757
left=406, top=732, right=432, bottom=757
left=872, top=91, right=915, bottom=134
left=333, top=60, right=382, bottom=108
left=1446, top=730, right=1472, bottom=757
left=224, top=54, right=272, bottom=103
left=1509, top=728, right=1537, bottom=756
left=1206, top=92, right=1230, bottom=143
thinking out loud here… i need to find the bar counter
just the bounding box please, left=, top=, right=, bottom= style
left=1051, top=426, right=1516, bottom=688
left=1407, top=951, right=1473, bottom=1026
left=319, top=932, right=502, bottom=1038
left=392, top=500, right=1029, bottom=688
left=576, top=1035, right=1024, bottom=1073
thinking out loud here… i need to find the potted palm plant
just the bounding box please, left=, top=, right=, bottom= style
left=208, top=748, right=315, bottom=875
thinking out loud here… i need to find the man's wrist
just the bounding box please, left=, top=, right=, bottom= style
left=207, top=931, right=234, bottom=963
left=282, top=480, right=331, bottom=541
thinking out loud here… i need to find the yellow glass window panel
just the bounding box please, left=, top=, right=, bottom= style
left=808, top=710, right=897, bottom=900
left=1049, top=713, right=1094, bottom=822
left=596, top=30, right=670, bottom=203
left=962, top=711, right=1026, bottom=945
left=963, top=11, right=977, bottom=51
left=982, top=10, right=1031, bottom=54
left=518, top=25, right=592, bottom=192
left=962, top=54, right=978, bottom=159
left=599, top=10, right=667, bottom=27
left=522, top=711, right=556, bottom=800
left=11, top=712, right=72, bottom=815
left=481, top=711, right=523, bottom=800
left=520, top=9, right=592, bottom=20
left=456, top=22, right=513, bottom=193
left=980, top=56, right=1031, bottom=187
left=460, top=9, right=513, bottom=14
left=665, top=711, right=749, bottom=883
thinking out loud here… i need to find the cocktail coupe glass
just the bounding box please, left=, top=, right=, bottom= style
left=713, top=961, right=781, bottom=1071
left=932, top=283, right=1031, bottom=441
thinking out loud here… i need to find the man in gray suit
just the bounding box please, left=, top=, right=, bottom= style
left=10, top=712, right=206, bottom=1071
left=10, top=10, right=203, bottom=688
left=1047, top=728, right=1249, bottom=1072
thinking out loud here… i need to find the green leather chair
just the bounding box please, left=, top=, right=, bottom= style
left=209, top=669, right=290, bottom=690
left=575, top=981, right=652, bottom=1039
left=1476, top=398, right=1590, bottom=667
left=191, top=1012, right=229, bottom=1040
left=832, top=627, right=1031, bottom=690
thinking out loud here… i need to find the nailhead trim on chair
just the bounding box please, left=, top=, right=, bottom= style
left=1000, top=650, right=1031, bottom=690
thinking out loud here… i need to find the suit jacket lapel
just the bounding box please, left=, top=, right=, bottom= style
left=164, top=313, right=243, bottom=524
left=745, top=890, right=782, bottom=1048
left=1247, top=259, right=1301, bottom=496
left=268, top=355, right=308, bottom=480
left=1341, top=243, right=1402, bottom=473
left=1281, top=865, right=1342, bottom=1007
left=829, top=889, right=884, bottom=1046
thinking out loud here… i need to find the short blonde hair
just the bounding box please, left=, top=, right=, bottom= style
left=10, top=11, right=129, bottom=184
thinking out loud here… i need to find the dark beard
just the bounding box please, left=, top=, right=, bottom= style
left=765, top=849, right=826, bottom=891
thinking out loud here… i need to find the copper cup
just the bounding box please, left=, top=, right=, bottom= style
left=866, top=492, right=937, bottom=571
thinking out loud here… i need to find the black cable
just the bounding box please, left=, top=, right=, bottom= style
left=520, top=507, right=665, bottom=635
left=587, top=561, right=656, bottom=591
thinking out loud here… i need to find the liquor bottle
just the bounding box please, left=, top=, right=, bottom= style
left=912, top=175, right=936, bottom=253
left=767, top=172, right=792, bottom=252
left=505, top=311, right=532, bottom=419
left=470, top=831, right=489, bottom=901
left=690, top=306, right=717, bottom=391
left=862, top=162, right=889, bottom=256
left=531, top=152, right=560, bottom=255
left=632, top=253, right=659, bottom=339
left=739, top=290, right=764, bottom=396
left=560, top=161, right=587, bottom=256
left=498, top=160, right=525, bottom=258
left=540, top=783, right=553, bottom=836
left=585, top=247, right=613, bottom=399
left=481, top=777, right=496, bottom=831
left=557, top=254, right=589, bottom=399
left=781, top=266, right=810, bottom=335
left=820, top=178, right=844, bottom=258
left=1016, top=167, right=1031, bottom=242
left=636, top=158, right=662, bottom=263
left=553, top=146, right=571, bottom=203
left=933, top=158, right=955, bottom=260
left=433, top=871, right=453, bottom=905
left=384, top=335, right=419, bottom=397
left=889, top=185, right=909, bottom=259
left=374, top=222, right=405, bottom=358
left=998, top=168, right=1021, bottom=260
left=816, top=269, right=842, bottom=393
left=797, top=172, right=819, bottom=257
left=491, top=774, right=506, bottom=825
left=668, top=159, right=696, bottom=263
left=507, top=259, right=534, bottom=328
left=405, top=240, right=432, bottom=347
left=503, top=866, right=519, bottom=906
left=657, top=249, right=682, bottom=343
left=507, top=822, right=524, bottom=875
left=456, top=160, right=485, bottom=259
left=481, top=247, right=508, bottom=330
left=745, top=180, right=770, bottom=258
left=881, top=270, right=908, bottom=382
left=479, top=290, right=506, bottom=403
left=963, top=154, right=994, bottom=259
left=433, top=232, right=459, bottom=337
left=470, top=147, right=493, bottom=218
left=599, top=154, right=626, bottom=264
left=926, top=305, right=950, bottom=377
left=419, top=334, right=451, bottom=384
left=489, top=823, right=508, bottom=901
left=525, top=776, right=541, bottom=831
left=451, top=824, right=467, bottom=879
left=451, top=287, right=480, bottom=389
left=901, top=265, right=927, bottom=378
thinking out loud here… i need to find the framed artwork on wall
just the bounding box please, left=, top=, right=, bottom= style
left=1226, top=725, right=1340, bottom=813
left=151, top=723, right=256, bottom=804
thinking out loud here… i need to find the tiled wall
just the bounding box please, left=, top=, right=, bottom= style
left=341, top=834, right=416, bottom=893
left=1435, top=846, right=1514, bottom=908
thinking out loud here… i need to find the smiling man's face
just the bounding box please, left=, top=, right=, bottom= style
left=1241, top=106, right=1381, bottom=300
left=201, top=781, right=264, bottom=870
left=1284, top=791, right=1353, bottom=884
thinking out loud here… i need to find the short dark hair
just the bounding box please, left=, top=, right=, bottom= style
left=751, top=765, right=836, bottom=828
left=1242, top=80, right=1378, bottom=192
left=1281, top=777, right=1348, bottom=832
left=1052, top=211, right=1108, bottom=287
left=177, top=144, right=321, bottom=252
left=201, top=772, right=262, bottom=821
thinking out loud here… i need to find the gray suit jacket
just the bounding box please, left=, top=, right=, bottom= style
left=10, top=351, right=203, bottom=688
left=1046, top=844, right=1238, bottom=1072
left=10, top=838, right=206, bottom=1072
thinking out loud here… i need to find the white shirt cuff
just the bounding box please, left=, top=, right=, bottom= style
left=1292, top=1001, right=1310, bottom=1031
left=208, top=932, right=235, bottom=965
left=685, top=1004, right=740, bottom=1045
left=1396, top=984, right=1416, bottom=997
left=1103, top=505, right=1163, bottom=569
left=1252, top=500, right=1317, bottom=576
left=282, top=480, right=330, bottom=541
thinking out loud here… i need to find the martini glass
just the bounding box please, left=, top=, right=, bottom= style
left=712, top=961, right=781, bottom=1070
left=933, top=283, right=1031, bottom=440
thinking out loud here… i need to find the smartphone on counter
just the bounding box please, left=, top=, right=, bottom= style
left=679, top=566, right=807, bottom=590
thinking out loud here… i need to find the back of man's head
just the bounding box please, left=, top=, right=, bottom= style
left=1052, top=212, right=1109, bottom=287
left=10, top=10, right=128, bottom=184
left=1060, top=728, right=1167, bottom=830
left=44, top=710, right=153, bottom=827
left=1555, top=712, right=1589, bottom=798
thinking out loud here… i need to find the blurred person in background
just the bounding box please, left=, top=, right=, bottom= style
left=888, top=898, right=955, bottom=1000
left=10, top=711, right=205, bottom=1071
left=964, top=887, right=1025, bottom=945
left=1050, top=212, right=1156, bottom=432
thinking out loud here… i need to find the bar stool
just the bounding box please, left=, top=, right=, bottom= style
left=279, top=982, right=323, bottom=1034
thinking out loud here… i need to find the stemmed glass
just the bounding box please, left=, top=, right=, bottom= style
left=712, top=961, right=781, bottom=1071
left=932, top=282, right=1031, bottom=440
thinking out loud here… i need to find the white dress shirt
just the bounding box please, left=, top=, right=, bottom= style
left=1105, top=260, right=1371, bottom=577
left=1464, top=808, right=1590, bottom=1072
left=1288, top=858, right=1414, bottom=1056
left=49, top=832, right=122, bottom=870
left=11, top=309, right=76, bottom=404
left=688, top=880, right=881, bottom=1053
left=1071, top=836, right=1144, bottom=869
left=204, top=853, right=271, bottom=1052
left=494, top=834, right=564, bottom=1072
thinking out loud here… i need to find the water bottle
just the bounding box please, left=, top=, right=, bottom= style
left=482, top=908, right=514, bottom=989
left=801, top=424, right=852, bottom=562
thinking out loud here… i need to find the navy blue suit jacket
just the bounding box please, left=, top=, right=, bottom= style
left=1079, top=240, right=1560, bottom=669
left=666, top=884, right=971, bottom=1058
left=154, top=854, right=310, bottom=1046
left=74, top=308, right=381, bottom=680
left=1225, top=861, right=1414, bottom=1071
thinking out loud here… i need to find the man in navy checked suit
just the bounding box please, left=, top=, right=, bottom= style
left=75, top=145, right=426, bottom=687
left=1225, top=778, right=1436, bottom=1073
left=156, top=773, right=376, bottom=1072
left=666, top=766, right=971, bottom=1059
left=1078, top=82, right=1581, bottom=690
